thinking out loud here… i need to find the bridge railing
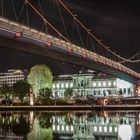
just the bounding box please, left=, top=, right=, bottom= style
left=0, top=16, right=140, bottom=79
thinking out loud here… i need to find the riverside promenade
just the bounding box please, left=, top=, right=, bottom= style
left=0, top=104, right=140, bottom=110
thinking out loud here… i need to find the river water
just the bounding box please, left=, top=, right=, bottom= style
left=0, top=110, right=139, bottom=140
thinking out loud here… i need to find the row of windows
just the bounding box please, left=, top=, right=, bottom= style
left=93, top=81, right=116, bottom=87
left=52, top=124, right=73, bottom=132
left=0, top=78, right=24, bottom=82
left=53, top=83, right=73, bottom=89
left=53, top=81, right=116, bottom=89
left=0, top=76, right=24, bottom=80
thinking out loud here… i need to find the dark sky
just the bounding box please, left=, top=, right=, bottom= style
left=0, top=0, right=140, bottom=74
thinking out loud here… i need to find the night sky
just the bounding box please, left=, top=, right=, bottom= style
left=0, top=0, right=140, bottom=74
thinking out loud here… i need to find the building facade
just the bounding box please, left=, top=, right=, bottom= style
left=0, top=69, right=28, bottom=87
left=52, top=72, right=135, bottom=98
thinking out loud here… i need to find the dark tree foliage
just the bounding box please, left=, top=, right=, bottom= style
left=64, top=88, right=74, bottom=99
left=13, top=80, right=31, bottom=104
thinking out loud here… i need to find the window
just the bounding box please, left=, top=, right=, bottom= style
left=103, top=90, right=106, bottom=96
left=124, top=88, right=126, bottom=93
left=56, top=83, right=60, bottom=89
left=98, top=82, right=101, bottom=87
left=113, top=81, right=116, bottom=86
left=108, top=81, right=112, bottom=87
left=104, top=126, right=107, bottom=132
left=99, top=126, right=102, bottom=132
left=65, top=83, right=69, bottom=88
left=103, top=82, right=106, bottom=87
left=93, top=82, right=96, bottom=87
left=52, top=84, right=55, bottom=89
left=94, top=126, right=97, bottom=132
left=94, top=90, right=96, bottom=95
left=61, top=83, right=64, bottom=88
left=128, top=88, right=131, bottom=94
left=70, top=83, right=73, bottom=88
left=81, top=80, right=84, bottom=87
left=109, top=126, right=112, bottom=132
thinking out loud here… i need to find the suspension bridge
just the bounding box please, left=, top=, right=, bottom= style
left=0, top=0, right=140, bottom=85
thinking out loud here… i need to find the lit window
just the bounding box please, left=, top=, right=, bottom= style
left=108, top=82, right=112, bottom=87
left=99, top=126, right=102, bottom=132
left=94, top=126, right=97, bottom=132
left=52, top=125, right=55, bottom=131
left=52, top=84, right=55, bottom=89
left=109, top=126, right=112, bottom=132
left=66, top=83, right=69, bottom=88
left=93, top=82, right=96, bottom=87
left=98, top=82, right=101, bottom=87
left=114, top=127, right=118, bottom=132
left=104, top=126, right=107, bottom=132
left=66, top=125, right=69, bottom=131
left=61, top=83, right=64, bottom=88
left=61, top=125, right=64, bottom=131
left=70, top=83, right=73, bottom=88
left=103, top=82, right=106, bottom=87
left=71, top=125, right=73, bottom=131
left=57, top=125, right=60, bottom=131
left=113, top=81, right=116, bottom=86
left=57, top=84, right=60, bottom=89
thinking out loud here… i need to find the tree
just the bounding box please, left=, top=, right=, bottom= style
left=39, top=88, right=52, bottom=104
left=27, top=64, right=53, bottom=97
left=12, top=113, right=30, bottom=136
left=39, top=88, right=52, bottom=99
left=64, top=88, right=74, bottom=99
left=13, top=80, right=31, bottom=104
left=0, top=84, right=13, bottom=104
left=27, top=118, right=53, bottom=140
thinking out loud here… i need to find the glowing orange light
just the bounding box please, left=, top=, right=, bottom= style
left=67, top=49, right=72, bottom=54
left=15, top=32, right=22, bottom=38
left=46, top=42, right=52, bottom=47
left=137, top=87, right=140, bottom=95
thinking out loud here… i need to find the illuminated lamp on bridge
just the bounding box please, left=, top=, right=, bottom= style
left=82, top=54, right=87, bottom=59
left=15, top=32, right=22, bottom=38
left=46, top=42, right=53, bottom=47
left=67, top=48, right=73, bottom=54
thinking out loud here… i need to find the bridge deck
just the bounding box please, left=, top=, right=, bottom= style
left=0, top=16, right=140, bottom=84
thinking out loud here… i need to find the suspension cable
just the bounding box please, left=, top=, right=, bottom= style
left=25, top=2, right=30, bottom=27
left=74, top=18, right=85, bottom=48
left=0, top=0, right=4, bottom=16
left=11, top=0, right=18, bottom=21
left=26, top=0, right=71, bottom=43
left=18, top=1, right=26, bottom=21
left=58, top=0, right=140, bottom=63
left=119, top=51, right=140, bottom=63
left=37, top=0, right=48, bottom=33
left=56, top=0, right=69, bottom=39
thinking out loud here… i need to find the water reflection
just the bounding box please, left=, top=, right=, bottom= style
left=0, top=111, right=139, bottom=139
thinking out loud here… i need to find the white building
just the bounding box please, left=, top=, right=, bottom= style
left=0, top=69, right=28, bottom=87
left=52, top=72, right=135, bottom=98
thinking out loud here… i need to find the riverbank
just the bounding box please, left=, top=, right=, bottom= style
left=0, top=104, right=140, bottom=110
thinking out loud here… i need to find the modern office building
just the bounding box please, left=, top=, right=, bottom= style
left=52, top=72, right=135, bottom=98
left=0, top=69, right=28, bottom=87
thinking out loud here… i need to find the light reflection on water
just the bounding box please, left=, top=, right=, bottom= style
left=0, top=111, right=139, bottom=140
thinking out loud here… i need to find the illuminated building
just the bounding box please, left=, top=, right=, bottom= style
left=0, top=69, right=28, bottom=87
left=52, top=72, right=135, bottom=98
